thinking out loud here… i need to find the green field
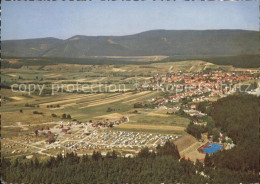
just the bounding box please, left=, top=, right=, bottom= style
left=112, top=111, right=189, bottom=135
left=1, top=59, right=258, bottom=138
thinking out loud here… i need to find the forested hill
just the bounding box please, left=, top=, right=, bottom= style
left=205, top=94, right=259, bottom=177
left=2, top=30, right=259, bottom=58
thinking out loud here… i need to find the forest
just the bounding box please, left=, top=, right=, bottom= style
left=206, top=94, right=259, bottom=174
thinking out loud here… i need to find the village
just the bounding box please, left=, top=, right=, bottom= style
left=136, top=70, right=258, bottom=103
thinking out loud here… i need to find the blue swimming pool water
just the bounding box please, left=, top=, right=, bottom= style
left=203, top=143, right=223, bottom=154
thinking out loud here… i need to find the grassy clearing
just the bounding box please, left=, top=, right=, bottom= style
left=1, top=127, right=22, bottom=137
left=1, top=111, right=59, bottom=126
left=129, top=113, right=189, bottom=127
left=112, top=112, right=189, bottom=135
left=114, top=124, right=185, bottom=131
left=2, top=60, right=254, bottom=139
left=96, top=113, right=124, bottom=119
left=112, top=127, right=185, bottom=135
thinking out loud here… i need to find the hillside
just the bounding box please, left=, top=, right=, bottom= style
left=2, top=30, right=259, bottom=58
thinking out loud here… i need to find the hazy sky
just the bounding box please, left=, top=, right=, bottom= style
left=2, top=0, right=259, bottom=40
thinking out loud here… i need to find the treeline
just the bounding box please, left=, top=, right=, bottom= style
left=133, top=102, right=156, bottom=109
left=1, top=57, right=160, bottom=69
left=1, top=140, right=257, bottom=183
left=3, top=54, right=259, bottom=69
left=204, top=55, right=260, bottom=68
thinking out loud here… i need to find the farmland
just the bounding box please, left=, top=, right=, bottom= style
left=1, top=58, right=259, bottom=161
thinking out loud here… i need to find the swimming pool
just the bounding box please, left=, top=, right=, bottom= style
left=203, top=143, right=223, bottom=154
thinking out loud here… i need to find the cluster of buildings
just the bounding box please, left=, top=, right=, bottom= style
left=59, top=130, right=178, bottom=154
left=91, top=116, right=128, bottom=128
left=183, top=109, right=207, bottom=117
left=34, top=126, right=57, bottom=144
left=32, top=116, right=128, bottom=146
left=136, top=70, right=258, bottom=103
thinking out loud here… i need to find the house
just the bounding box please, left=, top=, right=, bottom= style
left=191, top=104, right=196, bottom=109
left=199, top=158, right=205, bottom=163
left=62, top=128, right=68, bottom=133
left=46, top=138, right=55, bottom=144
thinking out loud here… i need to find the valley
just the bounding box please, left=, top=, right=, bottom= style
left=1, top=58, right=259, bottom=162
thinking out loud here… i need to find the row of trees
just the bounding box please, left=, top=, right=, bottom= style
left=2, top=139, right=257, bottom=183
left=47, top=104, right=60, bottom=108
left=62, top=113, right=71, bottom=119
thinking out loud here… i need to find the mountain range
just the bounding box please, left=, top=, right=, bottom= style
left=2, top=30, right=259, bottom=58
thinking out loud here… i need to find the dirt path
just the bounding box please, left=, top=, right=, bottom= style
left=3, top=121, right=58, bottom=129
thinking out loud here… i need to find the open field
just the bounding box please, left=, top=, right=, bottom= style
left=113, top=124, right=185, bottom=132
left=3, top=59, right=255, bottom=86
left=112, top=111, right=189, bottom=135
left=96, top=113, right=125, bottom=119
left=1, top=87, right=160, bottom=137
left=79, top=91, right=152, bottom=108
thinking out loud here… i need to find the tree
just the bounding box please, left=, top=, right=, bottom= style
left=1, top=157, right=11, bottom=170
left=106, top=107, right=113, bottom=112
left=195, top=159, right=203, bottom=172
left=19, top=109, right=23, bottom=113
left=13, top=158, right=19, bottom=167
left=138, top=147, right=150, bottom=158
left=197, top=101, right=208, bottom=113
left=111, top=150, right=117, bottom=159
left=62, top=114, right=66, bottom=119
left=92, top=151, right=102, bottom=161
left=56, top=153, right=63, bottom=164
left=212, top=128, right=220, bottom=142
left=105, top=152, right=112, bottom=159
left=34, top=158, right=40, bottom=168
left=66, top=114, right=71, bottom=119
left=81, top=154, right=88, bottom=163
left=157, top=140, right=180, bottom=159
left=133, top=103, right=143, bottom=108
left=204, top=153, right=212, bottom=167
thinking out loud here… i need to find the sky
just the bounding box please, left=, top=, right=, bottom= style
left=1, top=0, right=259, bottom=40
